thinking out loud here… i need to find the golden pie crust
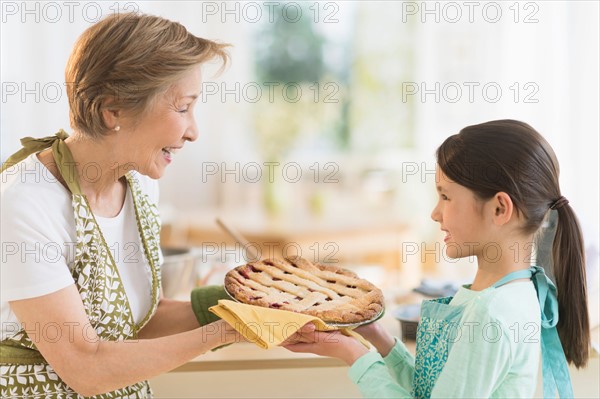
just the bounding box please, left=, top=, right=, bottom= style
left=224, top=257, right=384, bottom=324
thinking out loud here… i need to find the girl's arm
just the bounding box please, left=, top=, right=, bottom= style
left=285, top=328, right=414, bottom=398
left=9, top=284, right=241, bottom=397
left=354, top=322, right=396, bottom=356
left=354, top=322, right=416, bottom=389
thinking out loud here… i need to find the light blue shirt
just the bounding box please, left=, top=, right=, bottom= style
left=349, top=281, right=541, bottom=398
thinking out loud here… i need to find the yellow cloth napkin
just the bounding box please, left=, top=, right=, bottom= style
left=209, top=300, right=371, bottom=350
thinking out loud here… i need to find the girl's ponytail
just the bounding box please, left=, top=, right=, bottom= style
left=552, top=201, right=590, bottom=368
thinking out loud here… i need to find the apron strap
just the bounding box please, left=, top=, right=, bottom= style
left=490, top=268, right=533, bottom=288
left=0, top=340, right=46, bottom=365
left=1, top=130, right=83, bottom=195
left=492, top=266, right=573, bottom=398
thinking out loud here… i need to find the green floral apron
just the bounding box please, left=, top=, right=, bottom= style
left=0, top=131, right=162, bottom=398
left=412, top=266, right=573, bottom=399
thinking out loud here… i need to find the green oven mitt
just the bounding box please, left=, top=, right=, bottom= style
left=190, top=285, right=230, bottom=326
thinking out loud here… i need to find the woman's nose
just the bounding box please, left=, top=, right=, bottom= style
left=185, top=120, right=199, bottom=142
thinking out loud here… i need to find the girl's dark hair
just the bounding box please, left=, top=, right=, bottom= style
left=436, top=119, right=589, bottom=368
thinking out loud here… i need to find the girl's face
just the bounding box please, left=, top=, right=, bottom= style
left=430, top=168, right=492, bottom=259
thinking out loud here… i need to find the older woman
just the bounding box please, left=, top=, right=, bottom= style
left=0, top=13, right=238, bottom=397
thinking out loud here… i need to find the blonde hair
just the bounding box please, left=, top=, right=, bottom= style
left=65, top=13, right=229, bottom=137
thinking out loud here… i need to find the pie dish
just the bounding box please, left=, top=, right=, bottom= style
left=224, top=256, right=385, bottom=324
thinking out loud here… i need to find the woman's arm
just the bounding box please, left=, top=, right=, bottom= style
left=139, top=285, right=231, bottom=338
left=137, top=296, right=199, bottom=339
left=9, top=284, right=240, bottom=397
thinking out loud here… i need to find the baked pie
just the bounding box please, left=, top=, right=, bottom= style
left=224, top=257, right=384, bottom=324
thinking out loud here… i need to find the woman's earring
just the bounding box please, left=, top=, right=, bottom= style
left=114, top=126, right=121, bottom=132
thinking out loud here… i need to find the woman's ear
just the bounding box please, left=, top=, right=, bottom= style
left=101, top=97, right=121, bottom=131
left=492, top=192, right=514, bottom=226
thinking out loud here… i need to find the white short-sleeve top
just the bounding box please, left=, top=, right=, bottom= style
left=1, top=153, right=161, bottom=341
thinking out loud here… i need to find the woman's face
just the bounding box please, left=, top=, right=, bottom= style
left=430, top=168, right=491, bottom=259
left=124, top=67, right=202, bottom=179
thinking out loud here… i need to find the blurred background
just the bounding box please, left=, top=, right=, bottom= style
left=2, top=0, right=598, bottom=288
left=2, top=1, right=599, bottom=397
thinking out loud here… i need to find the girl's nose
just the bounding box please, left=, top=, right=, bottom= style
left=431, top=204, right=441, bottom=223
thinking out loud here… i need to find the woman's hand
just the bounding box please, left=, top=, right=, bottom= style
left=211, top=319, right=246, bottom=345
left=284, top=329, right=370, bottom=366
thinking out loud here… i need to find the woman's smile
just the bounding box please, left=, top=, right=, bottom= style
left=161, top=146, right=182, bottom=164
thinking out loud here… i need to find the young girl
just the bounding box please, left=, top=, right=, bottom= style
left=286, top=120, right=590, bottom=398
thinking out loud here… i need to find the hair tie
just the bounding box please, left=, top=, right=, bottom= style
left=550, top=196, right=569, bottom=210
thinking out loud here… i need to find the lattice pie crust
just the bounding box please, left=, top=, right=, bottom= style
left=224, top=257, right=384, bottom=324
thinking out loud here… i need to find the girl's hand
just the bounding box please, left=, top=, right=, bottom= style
left=284, top=330, right=370, bottom=366
left=353, top=321, right=380, bottom=340
left=353, top=322, right=396, bottom=357
left=281, top=322, right=317, bottom=345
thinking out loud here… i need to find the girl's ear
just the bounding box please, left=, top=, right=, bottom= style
left=491, top=192, right=514, bottom=226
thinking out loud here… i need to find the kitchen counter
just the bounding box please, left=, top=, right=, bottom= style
left=174, top=344, right=345, bottom=372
